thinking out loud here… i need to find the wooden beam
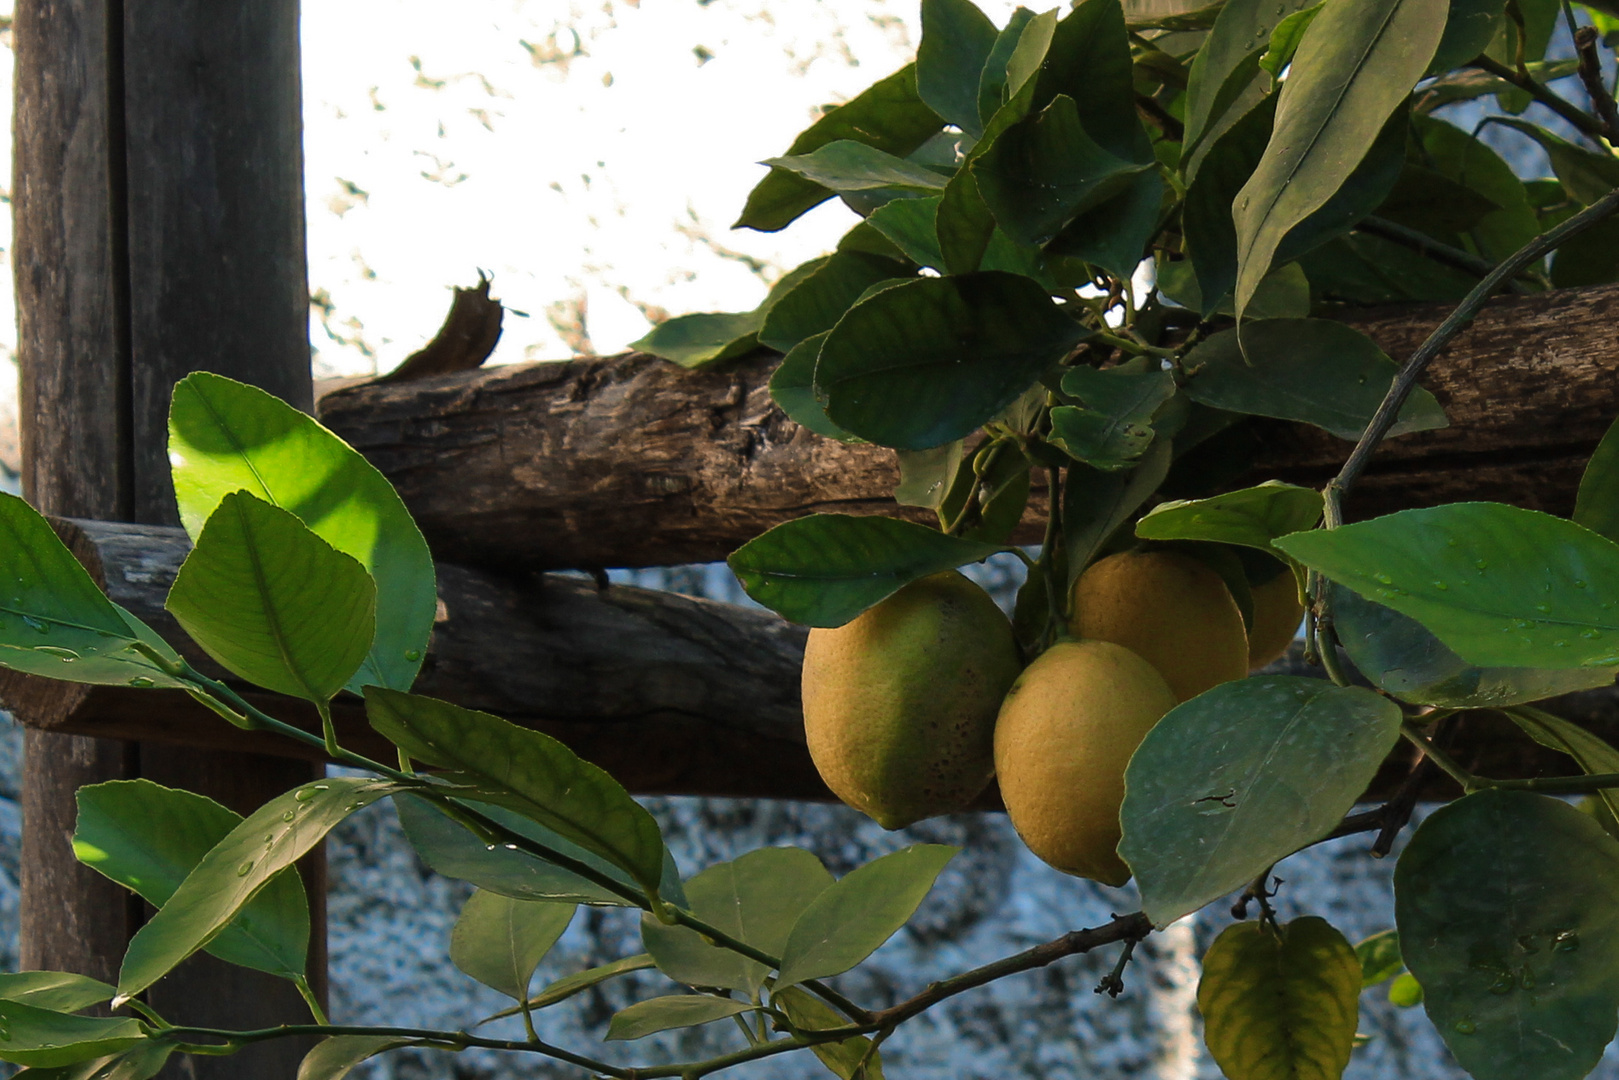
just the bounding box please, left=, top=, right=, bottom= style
left=316, top=283, right=1619, bottom=572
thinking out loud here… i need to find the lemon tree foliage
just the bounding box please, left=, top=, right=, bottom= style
left=10, top=1, right=1619, bottom=1077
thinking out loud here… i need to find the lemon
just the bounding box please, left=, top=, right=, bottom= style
left=801, top=571, right=1023, bottom=829
left=1247, top=570, right=1304, bottom=669
left=994, top=639, right=1177, bottom=885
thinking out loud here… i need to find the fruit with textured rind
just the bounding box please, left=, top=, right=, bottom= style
left=801, top=571, right=1023, bottom=829
left=1068, top=549, right=1248, bottom=701
left=1246, top=570, right=1304, bottom=669
left=994, top=639, right=1177, bottom=884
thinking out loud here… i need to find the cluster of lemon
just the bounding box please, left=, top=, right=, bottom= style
left=801, top=551, right=1303, bottom=885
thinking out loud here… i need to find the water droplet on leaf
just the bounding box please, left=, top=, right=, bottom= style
left=237, top=861, right=254, bottom=877
left=128, top=676, right=155, bottom=688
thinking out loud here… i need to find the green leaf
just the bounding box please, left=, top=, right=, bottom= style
left=21, top=1041, right=175, bottom=1080
left=1356, top=929, right=1405, bottom=988
left=816, top=272, right=1089, bottom=450
left=975, top=8, right=1040, bottom=129
left=630, top=312, right=761, bottom=370
left=1062, top=440, right=1173, bottom=589
left=0, top=1003, right=145, bottom=1069
left=1135, top=482, right=1323, bottom=552
left=366, top=689, right=668, bottom=900
left=866, top=196, right=948, bottom=270
left=114, top=777, right=400, bottom=1002
left=1410, top=116, right=1539, bottom=263
left=1049, top=367, right=1175, bottom=469
left=776, top=844, right=957, bottom=988
left=1549, top=216, right=1619, bottom=288
left=1120, top=676, right=1401, bottom=927
left=0, top=974, right=112, bottom=1014
left=74, top=780, right=309, bottom=980
left=1575, top=413, right=1619, bottom=544
left=1431, top=0, right=1507, bottom=71
left=394, top=794, right=683, bottom=908
left=738, top=64, right=943, bottom=232
left=759, top=252, right=908, bottom=355
left=451, top=890, right=574, bottom=1002
left=1182, top=0, right=1318, bottom=172
left=1045, top=169, right=1166, bottom=281
left=297, top=1036, right=413, bottom=1080
left=1197, top=917, right=1362, bottom=1080
left=518, top=954, right=655, bottom=1013
left=895, top=441, right=966, bottom=510
left=918, top=0, right=998, bottom=136
left=970, top=95, right=1149, bottom=247
left=168, top=372, right=435, bottom=695
left=1388, top=972, right=1424, bottom=1007
left=1502, top=707, right=1619, bottom=830
left=764, top=142, right=949, bottom=195
left=774, top=985, right=887, bottom=1080
left=1396, top=791, right=1619, bottom=1080
left=606, top=996, right=753, bottom=1042
left=937, top=168, right=996, bottom=274
left=165, top=491, right=375, bottom=703
left=642, top=846, right=834, bottom=993
left=1332, top=584, right=1613, bottom=707
left=1232, top=0, right=1446, bottom=315
left=1488, top=116, right=1619, bottom=207
left=727, top=514, right=1005, bottom=627
left=1183, top=320, right=1448, bottom=441
left=769, top=334, right=860, bottom=442
left=1276, top=503, right=1619, bottom=670
left=0, top=493, right=184, bottom=690
left=1258, top=3, right=1325, bottom=78
left=1030, top=0, right=1152, bottom=163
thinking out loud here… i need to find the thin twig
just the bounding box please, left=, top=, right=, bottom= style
left=1575, top=25, right=1619, bottom=141
left=1094, top=937, right=1141, bottom=998
left=1471, top=54, right=1608, bottom=141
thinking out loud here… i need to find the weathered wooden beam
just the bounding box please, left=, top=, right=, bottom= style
left=316, top=283, right=1619, bottom=572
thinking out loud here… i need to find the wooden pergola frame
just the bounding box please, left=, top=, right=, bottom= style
left=8, top=6, right=1619, bottom=1078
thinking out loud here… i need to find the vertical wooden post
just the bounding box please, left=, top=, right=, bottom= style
left=14, top=1, right=322, bottom=1076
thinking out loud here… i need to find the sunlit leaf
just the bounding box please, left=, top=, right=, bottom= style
left=1135, top=482, right=1323, bottom=552
left=451, top=890, right=574, bottom=1002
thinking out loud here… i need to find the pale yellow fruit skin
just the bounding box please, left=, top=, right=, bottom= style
left=1068, top=549, right=1248, bottom=702
left=801, top=571, right=1022, bottom=830
left=1247, top=571, right=1305, bottom=670
left=994, top=639, right=1177, bottom=885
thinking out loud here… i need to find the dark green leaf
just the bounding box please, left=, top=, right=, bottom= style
left=297, top=1036, right=415, bottom=1080
left=23, top=1041, right=175, bottom=1080
left=1485, top=0, right=1558, bottom=64
left=1120, top=676, right=1401, bottom=926
left=115, top=777, right=400, bottom=1002
left=642, top=846, right=834, bottom=993
left=1062, top=440, right=1172, bottom=589
left=759, top=252, right=908, bottom=354
left=918, top=0, right=998, bottom=136
left=1182, top=0, right=1318, bottom=171
left=0, top=974, right=111, bottom=1014
left=1258, top=3, right=1324, bottom=77
left=606, top=996, right=753, bottom=1041
left=630, top=312, right=761, bottom=370
left=1396, top=791, right=1619, bottom=1080
left=776, top=845, right=957, bottom=988
left=894, top=442, right=966, bottom=510
left=1550, top=216, right=1619, bottom=288
left=1135, top=482, right=1323, bottom=551
left=366, top=689, right=668, bottom=900
left=1031, top=0, right=1152, bottom=163
left=774, top=986, right=887, bottom=1080
left=168, top=372, right=435, bottom=695
left=0, top=1003, right=144, bottom=1069
left=769, top=334, right=860, bottom=442
left=165, top=492, right=375, bottom=703
left=74, top=779, right=309, bottom=980
left=1332, top=584, right=1614, bottom=706
left=1049, top=367, right=1174, bottom=469
left=1298, top=231, right=1479, bottom=304
left=1183, top=320, right=1447, bottom=440
left=764, top=142, right=949, bottom=195
left=1181, top=95, right=1273, bottom=315
left=727, top=514, right=1005, bottom=627
left=1431, top=0, right=1507, bottom=71
left=1488, top=117, right=1619, bottom=206
left=1277, top=503, right=1619, bottom=670
left=451, top=890, right=574, bottom=1002
left=1376, top=165, right=1502, bottom=237
left=816, top=273, right=1088, bottom=450
left=1576, top=413, right=1619, bottom=545
left=738, top=64, right=943, bottom=232
left=1197, top=917, right=1362, bottom=1080
left=1045, top=169, right=1166, bottom=280
left=866, top=196, right=948, bottom=270
left=975, top=8, right=1040, bottom=126
left=1272, top=103, right=1410, bottom=271
left=937, top=168, right=996, bottom=274
left=1232, top=0, right=1446, bottom=315
left=1503, top=707, right=1619, bottom=828
left=1356, top=929, right=1405, bottom=988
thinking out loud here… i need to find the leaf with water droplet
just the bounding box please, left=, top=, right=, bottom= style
left=0, top=999, right=145, bottom=1068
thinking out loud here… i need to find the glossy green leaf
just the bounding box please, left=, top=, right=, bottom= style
left=1396, top=791, right=1619, bottom=1080
left=0, top=974, right=112, bottom=1015
left=918, top=0, right=998, bottom=136
left=642, top=846, right=833, bottom=994
left=1197, top=917, right=1361, bottom=1080
left=1410, top=116, right=1539, bottom=263
left=1050, top=170, right=1165, bottom=281
left=1271, top=104, right=1410, bottom=270
left=728, top=514, right=1005, bottom=627
left=606, top=995, right=753, bottom=1041
left=774, top=986, right=887, bottom=1080
left=759, top=253, right=907, bottom=355
left=1356, top=929, right=1405, bottom=988
left=769, top=334, right=860, bottom=442
left=1136, top=482, right=1322, bottom=552
left=1049, top=367, right=1174, bottom=469
left=629, top=312, right=761, bottom=370
left=1277, top=503, right=1619, bottom=670
left=166, top=491, right=375, bottom=703
left=74, top=780, right=309, bottom=980
left=895, top=441, right=966, bottom=510
left=1431, top=0, right=1507, bottom=71
left=1182, top=0, right=1317, bottom=172
left=975, top=8, right=1039, bottom=129
left=367, top=689, right=668, bottom=899
left=1258, top=3, right=1324, bottom=77
left=970, top=95, right=1149, bottom=247
left=1062, top=441, right=1172, bottom=589
left=1503, top=707, right=1619, bottom=827
left=1121, top=676, right=1401, bottom=927
left=1331, top=584, right=1614, bottom=706
left=297, top=1036, right=413, bottom=1080
left=0, top=1003, right=144, bottom=1069
left=776, top=844, right=957, bottom=988
left=1231, top=0, right=1446, bottom=315
left=1488, top=117, right=1619, bottom=206
left=765, top=142, right=949, bottom=195
left=168, top=372, right=434, bottom=695
left=816, top=273, right=1088, bottom=450
left=1575, top=413, right=1619, bottom=545
left=738, top=64, right=943, bottom=232
left=1030, top=0, right=1151, bottom=163
left=114, top=777, right=400, bottom=1002
left=866, top=196, right=948, bottom=270
left=1183, top=320, right=1447, bottom=440
left=937, top=168, right=996, bottom=274
left=22, top=1041, right=175, bottom=1080
left=394, top=794, right=683, bottom=908
left=451, top=890, right=574, bottom=1002
left=0, top=493, right=184, bottom=690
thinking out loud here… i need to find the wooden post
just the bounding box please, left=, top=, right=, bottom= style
left=13, top=1, right=321, bottom=1075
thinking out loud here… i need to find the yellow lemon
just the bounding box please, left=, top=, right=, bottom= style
left=1247, top=570, right=1304, bottom=669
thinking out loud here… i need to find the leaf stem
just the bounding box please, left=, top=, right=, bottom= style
left=294, top=974, right=328, bottom=1026
left=1471, top=53, right=1609, bottom=141
left=1400, top=721, right=1480, bottom=792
